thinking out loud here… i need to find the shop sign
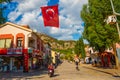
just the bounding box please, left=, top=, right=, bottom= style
left=0, top=48, right=7, bottom=55
left=7, top=48, right=22, bottom=54
left=28, top=48, right=33, bottom=53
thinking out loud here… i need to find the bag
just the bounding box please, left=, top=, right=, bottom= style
left=75, top=58, right=79, bottom=63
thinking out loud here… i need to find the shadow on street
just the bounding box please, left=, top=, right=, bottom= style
left=0, top=62, right=62, bottom=80
left=53, top=73, right=59, bottom=77
left=83, top=66, right=120, bottom=78
left=0, top=69, right=48, bottom=80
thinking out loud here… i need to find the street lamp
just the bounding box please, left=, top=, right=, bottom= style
left=110, top=0, right=120, bottom=38
left=110, top=0, right=120, bottom=68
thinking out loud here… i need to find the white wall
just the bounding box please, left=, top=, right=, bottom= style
left=0, top=24, right=32, bottom=48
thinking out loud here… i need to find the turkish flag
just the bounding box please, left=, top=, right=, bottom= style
left=41, top=5, right=59, bottom=28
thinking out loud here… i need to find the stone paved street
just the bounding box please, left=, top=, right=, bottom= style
left=0, top=60, right=120, bottom=80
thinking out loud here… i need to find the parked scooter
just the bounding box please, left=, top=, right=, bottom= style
left=48, top=63, right=54, bottom=77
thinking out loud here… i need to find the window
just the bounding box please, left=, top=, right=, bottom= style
left=5, top=39, right=12, bottom=48
left=0, top=39, right=5, bottom=48
left=17, top=38, right=23, bottom=47
left=0, top=39, right=12, bottom=48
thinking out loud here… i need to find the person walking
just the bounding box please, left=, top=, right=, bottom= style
left=74, top=55, right=80, bottom=71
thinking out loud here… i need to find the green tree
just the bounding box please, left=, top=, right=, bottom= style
left=81, top=0, right=120, bottom=53
left=74, top=40, right=80, bottom=55
left=74, top=37, right=86, bottom=58
left=0, top=0, right=12, bottom=24
left=0, top=0, right=11, bottom=3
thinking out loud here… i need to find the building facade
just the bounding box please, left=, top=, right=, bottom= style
left=0, top=22, right=44, bottom=72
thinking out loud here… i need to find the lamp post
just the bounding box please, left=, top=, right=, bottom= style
left=110, top=0, right=120, bottom=38
left=110, top=0, right=120, bottom=68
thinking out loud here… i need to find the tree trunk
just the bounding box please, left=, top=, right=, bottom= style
left=112, top=43, right=119, bottom=69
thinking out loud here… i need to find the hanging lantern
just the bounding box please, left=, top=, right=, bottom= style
left=106, top=15, right=117, bottom=24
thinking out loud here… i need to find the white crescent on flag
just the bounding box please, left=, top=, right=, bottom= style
left=46, top=8, right=55, bottom=19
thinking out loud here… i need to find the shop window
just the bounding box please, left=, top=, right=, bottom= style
left=0, top=39, right=12, bottom=48
left=17, top=38, right=23, bottom=47
left=29, top=39, right=35, bottom=48
left=0, top=39, right=5, bottom=48
left=5, top=39, right=12, bottom=48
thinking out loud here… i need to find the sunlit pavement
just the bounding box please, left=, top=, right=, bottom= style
left=80, top=63, right=120, bottom=77
left=0, top=60, right=120, bottom=80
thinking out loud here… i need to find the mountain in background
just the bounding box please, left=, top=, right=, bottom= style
left=37, top=33, right=76, bottom=50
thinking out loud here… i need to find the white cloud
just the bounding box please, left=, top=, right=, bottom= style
left=59, top=0, right=88, bottom=21
left=8, top=11, right=21, bottom=21
left=8, top=0, right=88, bottom=40
left=58, top=0, right=88, bottom=40
left=58, top=35, right=73, bottom=40
left=13, top=0, right=47, bottom=13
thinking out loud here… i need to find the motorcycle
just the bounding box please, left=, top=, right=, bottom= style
left=48, top=64, right=54, bottom=77
left=48, top=68, right=54, bottom=77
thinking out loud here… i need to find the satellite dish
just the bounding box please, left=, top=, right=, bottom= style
left=33, top=29, right=37, bottom=32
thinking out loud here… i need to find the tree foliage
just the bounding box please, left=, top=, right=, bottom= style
left=0, top=7, right=6, bottom=24
left=0, top=0, right=12, bottom=24
left=81, top=0, right=120, bottom=52
left=74, top=37, right=86, bottom=58
left=0, top=0, right=11, bottom=3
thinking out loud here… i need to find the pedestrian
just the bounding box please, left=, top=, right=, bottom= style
left=104, top=54, right=108, bottom=67
left=74, top=55, right=80, bottom=71
left=110, top=54, right=116, bottom=68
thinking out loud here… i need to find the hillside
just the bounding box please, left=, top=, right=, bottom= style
left=37, top=33, right=76, bottom=50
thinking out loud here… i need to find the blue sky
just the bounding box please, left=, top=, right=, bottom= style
left=1, top=0, right=88, bottom=41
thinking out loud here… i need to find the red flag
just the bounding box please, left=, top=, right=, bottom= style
left=41, top=5, right=59, bottom=28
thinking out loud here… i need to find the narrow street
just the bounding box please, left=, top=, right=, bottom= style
left=0, top=60, right=120, bottom=80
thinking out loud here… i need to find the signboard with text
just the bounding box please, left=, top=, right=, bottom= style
left=7, top=48, right=22, bottom=54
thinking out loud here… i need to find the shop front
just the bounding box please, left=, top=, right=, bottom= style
left=0, top=48, right=29, bottom=72
left=0, top=22, right=45, bottom=72
left=30, top=49, right=42, bottom=69
left=0, top=55, right=23, bottom=72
